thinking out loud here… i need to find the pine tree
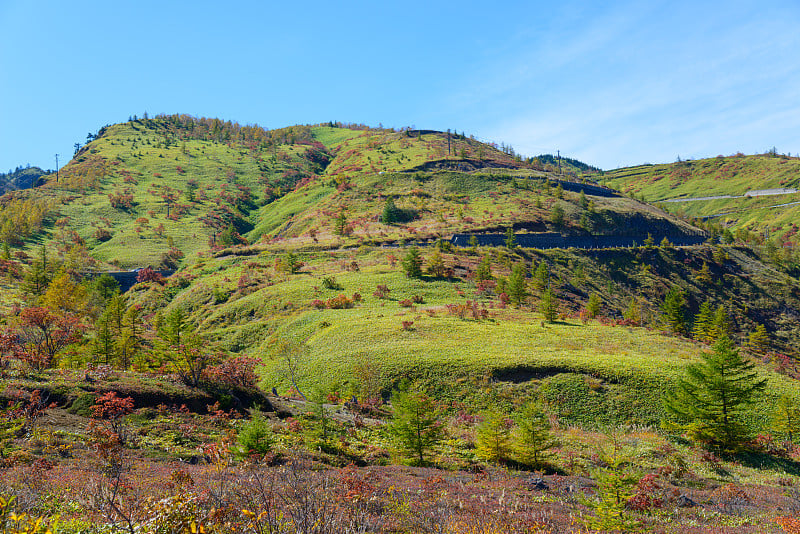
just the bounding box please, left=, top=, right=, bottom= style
left=692, top=301, right=714, bottom=342
left=664, top=335, right=767, bottom=451
left=695, top=261, right=713, bottom=283
left=507, top=263, right=527, bottom=305
left=22, top=246, right=52, bottom=296
left=579, top=190, right=589, bottom=209
left=475, top=410, right=512, bottom=463
left=539, top=288, right=558, bottom=322
left=426, top=249, right=446, bottom=278
left=514, top=402, right=558, bottom=468
left=381, top=197, right=400, bottom=224
left=770, top=396, right=800, bottom=442
left=661, top=287, right=686, bottom=334
left=388, top=385, right=444, bottom=465
left=532, top=262, right=548, bottom=292
left=401, top=247, right=423, bottom=278
left=334, top=210, right=348, bottom=236
left=586, top=456, right=639, bottom=532
left=711, top=305, right=731, bottom=340
left=43, top=271, right=88, bottom=314
left=120, top=305, right=144, bottom=369
left=159, top=307, right=191, bottom=346
left=747, top=324, right=770, bottom=353
left=586, top=292, right=602, bottom=319
left=504, top=226, right=516, bottom=249
left=624, top=298, right=640, bottom=325
left=550, top=204, right=565, bottom=227
left=474, top=256, right=492, bottom=282
left=93, top=313, right=117, bottom=365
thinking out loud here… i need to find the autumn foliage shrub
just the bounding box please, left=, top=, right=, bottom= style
left=0, top=307, right=84, bottom=370
left=626, top=473, right=665, bottom=511
left=204, top=356, right=262, bottom=389
left=136, top=267, right=163, bottom=284
left=326, top=294, right=354, bottom=309
left=373, top=285, right=390, bottom=299
left=108, top=190, right=135, bottom=209
left=777, top=516, right=800, bottom=534
left=446, top=301, right=488, bottom=320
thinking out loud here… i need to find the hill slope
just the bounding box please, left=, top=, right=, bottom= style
left=602, top=154, right=800, bottom=245
left=6, top=115, right=699, bottom=269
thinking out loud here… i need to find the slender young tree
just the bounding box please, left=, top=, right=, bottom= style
left=515, top=402, right=559, bottom=468
left=661, top=287, right=687, bottom=334
left=770, top=396, right=800, bottom=443
left=474, top=255, right=492, bottom=282
left=475, top=410, right=513, bottom=463
left=664, top=335, right=767, bottom=452
left=711, top=305, right=731, bottom=340
left=747, top=324, right=770, bottom=353
left=401, top=247, right=423, bottom=279
left=539, top=288, right=558, bottom=322
left=532, top=262, right=549, bottom=292
left=507, top=263, right=527, bottom=306
left=426, top=249, right=446, bottom=278
left=504, top=226, right=516, bottom=249
left=388, top=385, right=444, bottom=465
left=586, top=292, right=602, bottom=319
left=692, top=301, right=714, bottom=342
left=381, top=197, right=400, bottom=224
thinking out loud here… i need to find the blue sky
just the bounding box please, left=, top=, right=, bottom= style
left=1, top=0, right=798, bottom=172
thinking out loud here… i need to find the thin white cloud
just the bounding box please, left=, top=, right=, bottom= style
left=451, top=2, right=800, bottom=168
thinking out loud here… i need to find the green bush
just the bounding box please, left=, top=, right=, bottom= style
left=67, top=393, right=96, bottom=417
left=321, top=276, right=342, bottom=290
left=238, top=415, right=274, bottom=455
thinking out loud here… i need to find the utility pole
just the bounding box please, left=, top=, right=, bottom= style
left=557, top=150, right=561, bottom=173
left=55, top=154, right=59, bottom=182
left=447, top=129, right=451, bottom=155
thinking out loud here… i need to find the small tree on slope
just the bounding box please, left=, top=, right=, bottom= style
left=388, top=385, right=444, bottom=465
left=664, top=335, right=766, bottom=452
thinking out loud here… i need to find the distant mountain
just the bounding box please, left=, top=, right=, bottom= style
left=0, top=165, right=52, bottom=194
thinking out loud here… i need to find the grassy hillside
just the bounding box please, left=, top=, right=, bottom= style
left=124, top=240, right=800, bottom=432
left=28, top=117, right=330, bottom=268
left=603, top=154, right=800, bottom=243
left=3, top=114, right=798, bottom=427
left=3, top=115, right=701, bottom=270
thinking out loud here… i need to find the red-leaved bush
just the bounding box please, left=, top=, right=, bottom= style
left=136, top=267, right=164, bottom=284
left=204, top=356, right=262, bottom=389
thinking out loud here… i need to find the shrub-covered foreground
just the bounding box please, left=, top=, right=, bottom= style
left=2, top=377, right=800, bottom=533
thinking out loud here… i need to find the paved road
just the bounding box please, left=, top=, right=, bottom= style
left=664, top=188, right=797, bottom=202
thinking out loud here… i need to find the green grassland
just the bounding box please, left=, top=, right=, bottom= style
left=30, top=116, right=700, bottom=269
left=4, top=114, right=800, bottom=434
left=603, top=155, right=800, bottom=200
left=33, top=118, right=323, bottom=267
left=603, top=154, right=800, bottom=239
left=126, top=240, right=800, bottom=431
